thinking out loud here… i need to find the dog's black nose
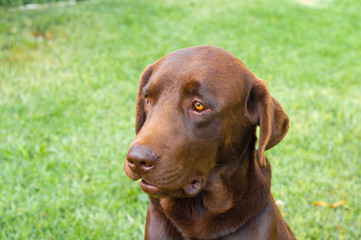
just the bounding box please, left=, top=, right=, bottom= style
left=126, top=145, right=158, bottom=173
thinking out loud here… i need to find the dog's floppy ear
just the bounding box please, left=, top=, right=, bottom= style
left=245, top=78, right=289, bottom=168
left=135, top=62, right=158, bottom=134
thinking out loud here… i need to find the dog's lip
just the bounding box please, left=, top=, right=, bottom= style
left=140, top=179, right=164, bottom=195
left=140, top=178, right=203, bottom=198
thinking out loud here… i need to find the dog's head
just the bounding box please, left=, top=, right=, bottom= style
left=125, top=46, right=289, bottom=198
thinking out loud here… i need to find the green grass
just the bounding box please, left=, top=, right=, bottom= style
left=0, top=0, right=360, bottom=239
left=0, top=0, right=77, bottom=8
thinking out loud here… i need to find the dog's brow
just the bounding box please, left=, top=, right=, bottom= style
left=143, top=79, right=161, bottom=97
left=182, top=79, right=201, bottom=95
left=181, top=79, right=218, bottom=109
left=142, top=85, right=150, bottom=96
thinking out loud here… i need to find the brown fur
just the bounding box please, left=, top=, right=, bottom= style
left=125, top=46, right=295, bottom=239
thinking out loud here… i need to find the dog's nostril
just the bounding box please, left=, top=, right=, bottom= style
left=141, top=161, right=151, bottom=167
left=126, top=145, right=157, bottom=173
left=128, top=159, right=135, bottom=167
left=139, top=159, right=156, bottom=171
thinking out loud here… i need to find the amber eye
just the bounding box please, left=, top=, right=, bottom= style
left=192, top=101, right=205, bottom=112
left=145, top=96, right=151, bottom=104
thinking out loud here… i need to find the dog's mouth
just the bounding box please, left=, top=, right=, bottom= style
left=140, top=179, right=165, bottom=197
left=140, top=179, right=203, bottom=198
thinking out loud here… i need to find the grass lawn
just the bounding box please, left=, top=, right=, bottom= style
left=0, top=0, right=360, bottom=239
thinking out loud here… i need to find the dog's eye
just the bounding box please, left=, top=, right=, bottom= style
left=145, top=96, right=151, bottom=104
left=192, top=101, right=205, bottom=112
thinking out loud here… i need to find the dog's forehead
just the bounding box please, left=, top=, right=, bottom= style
left=148, top=46, right=252, bottom=100
left=151, top=47, right=240, bottom=83
left=160, top=46, right=237, bottom=72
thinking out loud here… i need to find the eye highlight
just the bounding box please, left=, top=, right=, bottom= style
left=192, top=101, right=205, bottom=112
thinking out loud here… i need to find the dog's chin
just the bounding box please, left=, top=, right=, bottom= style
left=140, top=178, right=204, bottom=198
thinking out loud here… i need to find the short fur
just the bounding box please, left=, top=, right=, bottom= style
left=125, top=46, right=295, bottom=240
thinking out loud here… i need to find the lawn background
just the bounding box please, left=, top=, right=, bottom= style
left=0, top=0, right=360, bottom=239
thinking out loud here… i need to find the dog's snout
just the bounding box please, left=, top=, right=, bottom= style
left=127, top=145, right=158, bottom=173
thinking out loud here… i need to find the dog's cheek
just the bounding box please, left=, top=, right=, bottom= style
left=183, top=142, right=217, bottom=170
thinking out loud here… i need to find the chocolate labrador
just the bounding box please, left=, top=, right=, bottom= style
left=125, top=46, right=295, bottom=239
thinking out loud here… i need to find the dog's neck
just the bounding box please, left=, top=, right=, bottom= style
left=153, top=142, right=272, bottom=240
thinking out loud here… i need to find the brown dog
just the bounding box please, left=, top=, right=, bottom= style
left=125, top=46, right=295, bottom=240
